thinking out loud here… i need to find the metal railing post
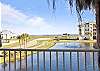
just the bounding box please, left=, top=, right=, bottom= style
left=43, top=51, right=46, bottom=71
left=70, top=52, right=72, bottom=71
left=4, top=50, right=5, bottom=71
left=31, top=51, right=33, bottom=71
left=9, top=50, right=10, bottom=71
left=14, top=51, right=16, bottom=71
left=50, top=51, right=52, bottom=71
left=63, top=51, right=65, bottom=71
left=77, top=52, right=80, bottom=71
left=20, top=50, right=21, bottom=71
left=25, top=51, right=27, bottom=71
left=56, top=51, right=58, bottom=71
left=37, top=51, right=39, bottom=71
left=85, top=52, right=87, bottom=71
left=93, top=52, right=95, bottom=71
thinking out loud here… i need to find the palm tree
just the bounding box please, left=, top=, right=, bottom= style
left=17, top=35, right=21, bottom=48
left=20, top=34, right=24, bottom=48
left=48, top=0, right=100, bottom=48
left=20, top=33, right=29, bottom=48
left=24, top=33, right=29, bottom=47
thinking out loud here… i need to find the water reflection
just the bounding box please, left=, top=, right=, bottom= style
left=1, top=63, right=7, bottom=68
left=79, top=43, right=96, bottom=48
left=57, top=42, right=96, bottom=49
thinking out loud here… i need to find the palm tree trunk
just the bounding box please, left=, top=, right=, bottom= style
left=24, top=38, right=25, bottom=48
left=19, top=39, right=21, bottom=48
left=26, top=37, right=27, bottom=47
left=96, top=1, right=100, bottom=48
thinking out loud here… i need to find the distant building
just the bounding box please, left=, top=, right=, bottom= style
left=79, top=22, right=96, bottom=40
left=1, top=30, right=17, bottom=43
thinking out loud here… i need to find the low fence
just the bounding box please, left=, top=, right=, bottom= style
left=0, top=48, right=100, bottom=71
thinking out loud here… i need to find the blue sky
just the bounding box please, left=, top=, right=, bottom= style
left=0, top=0, right=95, bottom=35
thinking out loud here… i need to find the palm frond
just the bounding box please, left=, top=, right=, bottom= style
left=46, top=0, right=50, bottom=7
left=47, top=0, right=96, bottom=22
left=53, top=0, right=56, bottom=10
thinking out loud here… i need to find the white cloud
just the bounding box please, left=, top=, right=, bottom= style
left=1, top=3, right=55, bottom=35
left=26, top=17, right=52, bottom=29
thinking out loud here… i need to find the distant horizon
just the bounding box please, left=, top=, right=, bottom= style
left=1, top=29, right=79, bottom=36
left=0, top=0, right=95, bottom=35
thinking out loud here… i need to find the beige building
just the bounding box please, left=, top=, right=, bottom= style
left=79, top=22, right=96, bottom=40
left=1, top=30, right=17, bottom=43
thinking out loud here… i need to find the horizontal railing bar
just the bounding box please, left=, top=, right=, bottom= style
left=0, top=48, right=100, bottom=52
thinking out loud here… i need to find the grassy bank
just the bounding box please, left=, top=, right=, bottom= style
left=0, top=39, right=56, bottom=64
left=2, top=37, right=34, bottom=48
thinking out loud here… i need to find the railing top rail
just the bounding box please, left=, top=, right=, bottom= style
left=0, top=48, right=100, bottom=52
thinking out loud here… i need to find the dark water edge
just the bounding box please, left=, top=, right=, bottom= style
left=0, top=42, right=100, bottom=71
